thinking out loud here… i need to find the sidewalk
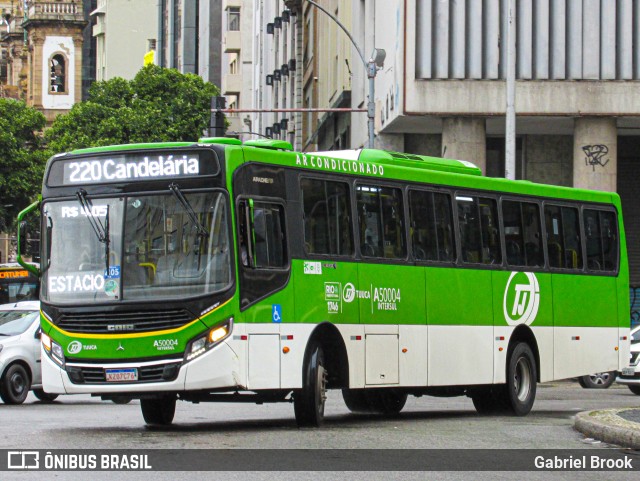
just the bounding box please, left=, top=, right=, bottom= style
left=574, top=408, right=640, bottom=448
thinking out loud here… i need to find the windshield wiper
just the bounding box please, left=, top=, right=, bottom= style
left=169, top=183, right=209, bottom=238
left=76, top=189, right=111, bottom=272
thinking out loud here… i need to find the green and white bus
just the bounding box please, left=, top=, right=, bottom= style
left=18, top=138, right=630, bottom=426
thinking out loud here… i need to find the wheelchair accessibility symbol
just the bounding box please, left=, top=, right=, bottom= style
left=272, top=304, right=282, bottom=323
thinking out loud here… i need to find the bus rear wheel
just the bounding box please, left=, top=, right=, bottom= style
left=503, top=342, right=537, bottom=416
left=141, top=396, right=176, bottom=425
left=294, top=343, right=327, bottom=427
left=342, top=389, right=407, bottom=415
left=470, top=389, right=503, bottom=414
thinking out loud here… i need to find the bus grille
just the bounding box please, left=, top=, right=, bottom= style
left=68, top=362, right=181, bottom=384
left=56, top=309, right=194, bottom=333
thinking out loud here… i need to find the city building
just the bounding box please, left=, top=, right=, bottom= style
left=157, top=0, right=222, bottom=86
left=0, top=1, right=96, bottom=118
left=247, top=0, right=302, bottom=149
left=308, top=0, right=352, bottom=151
left=91, top=0, right=157, bottom=81
left=221, top=0, right=253, bottom=136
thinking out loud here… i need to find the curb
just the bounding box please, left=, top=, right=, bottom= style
left=574, top=410, right=640, bottom=449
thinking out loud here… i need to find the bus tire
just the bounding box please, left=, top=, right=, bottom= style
left=504, top=342, right=537, bottom=416
left=471, top=389, right=502, bottom=415
left=294, top=343, right=327, bottom=427
left=342, top=389, right=370, bottom=412
left=111, top=396, right=133, bottom=404
left=33, top=388, right=58, bottom=403
left=140, top=396, right=176, bottom=425
left=628, top=385, right=640, bottom=396
left=0, top=364, right=30, bottom=405
left=366, top=390, right=408, bottom=415
left=578, top=372, right=615, bottom=389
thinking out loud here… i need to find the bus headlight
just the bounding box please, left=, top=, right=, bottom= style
left=185, top=318, right=233, bottom=362
left=42, top=332, right=65, bottom=366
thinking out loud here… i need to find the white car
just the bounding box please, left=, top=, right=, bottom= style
left=0, top=301, right=58, bottom=404
left=616, top=325, right=640, bottom=395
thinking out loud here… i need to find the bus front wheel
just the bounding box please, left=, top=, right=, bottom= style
left=294, top=343, right=327, bottom=427
left=33, top=388, right=59, bottom=403
left=504, top=342, right=537, bottom=416
left=140, top=396, right=176, bottom=425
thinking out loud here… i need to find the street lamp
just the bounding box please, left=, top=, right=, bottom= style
left=306, top=0, right=384, bottom=149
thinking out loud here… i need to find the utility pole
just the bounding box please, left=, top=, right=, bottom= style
left=505, top=0, right=516, bottom=180
left=210, top=97, right=226, bottom=137
left=306, top=0, right=384, bottom=149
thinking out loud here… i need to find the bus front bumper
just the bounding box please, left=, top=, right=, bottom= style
left=42, top=342, right=243, bottom=395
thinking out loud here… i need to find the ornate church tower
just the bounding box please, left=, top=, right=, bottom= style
left=22, top=0, right=86, bottom=123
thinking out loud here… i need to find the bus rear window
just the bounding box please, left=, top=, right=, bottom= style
left=584, top=209, right=618, bottom=272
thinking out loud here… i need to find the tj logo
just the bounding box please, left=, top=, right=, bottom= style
left=503, top=272, right=540, bottom=326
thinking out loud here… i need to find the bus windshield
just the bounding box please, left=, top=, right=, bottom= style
left=41, top=191, right=232, bottom=304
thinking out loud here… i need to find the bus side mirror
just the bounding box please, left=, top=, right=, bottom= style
left=18, top=221, right=28, bottom=256
left=16, top=200, right=41, bottom=277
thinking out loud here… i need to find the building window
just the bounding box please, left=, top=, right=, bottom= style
left=229, top=56, right=238, bottom=75
left=50, top=54, right=66, bottom=93
left=228, top=7, right=240, bottom=31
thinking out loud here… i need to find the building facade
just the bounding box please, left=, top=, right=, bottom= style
left=246, top=0, right=302, bottom=149
left=0, top=1, right=96, bottom=115
left=157, top=0, right=222, bottom=86
left=91, top=0, right=157, bottom=81
left=221, top=0, right=253, bottom=135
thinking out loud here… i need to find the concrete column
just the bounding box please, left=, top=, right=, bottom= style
left=573, top=117, right=617, bottom=192
left=441, top=117, right=486, bottom=173
left=374, top=133, right=404, bottom=153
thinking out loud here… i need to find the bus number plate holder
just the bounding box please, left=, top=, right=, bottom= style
left=105, top=368, right=138, bottom=382
left=622, top=367, right=635, bottom=377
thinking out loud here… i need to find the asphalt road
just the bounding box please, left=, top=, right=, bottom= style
left=0, top=381, right=639, bottom=480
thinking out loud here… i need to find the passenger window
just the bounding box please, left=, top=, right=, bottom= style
left=456, top=195, right=501, bottom=265
left=238, top=200, right=287, bottom=269
left=584, top=209, right=618, bottom=272
left=409, top=190, right=455, bottom=262
left=300, top=178, right=353, bottom=256
left=545, top=205, right=583, bottom=270
left=356, top=185, right=406, bottom=259
left=502, top=200, right=543, bottom=267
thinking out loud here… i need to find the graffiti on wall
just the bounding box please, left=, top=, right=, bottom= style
left=582, top=145, right=610, bottom=171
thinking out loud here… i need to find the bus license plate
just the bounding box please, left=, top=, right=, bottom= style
left=105, top=368, right=138, bottom=382
left=622, top=367, right=635, bottom=377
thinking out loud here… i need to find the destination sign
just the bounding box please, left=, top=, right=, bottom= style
left=47, top=151, right=219, bottom=186
left=0, top=270, right=30, bottom=279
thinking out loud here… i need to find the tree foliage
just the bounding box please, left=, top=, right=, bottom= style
left=46, top=65, right=220, bottom=153
left=0, top=99, right=47, bottom=231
